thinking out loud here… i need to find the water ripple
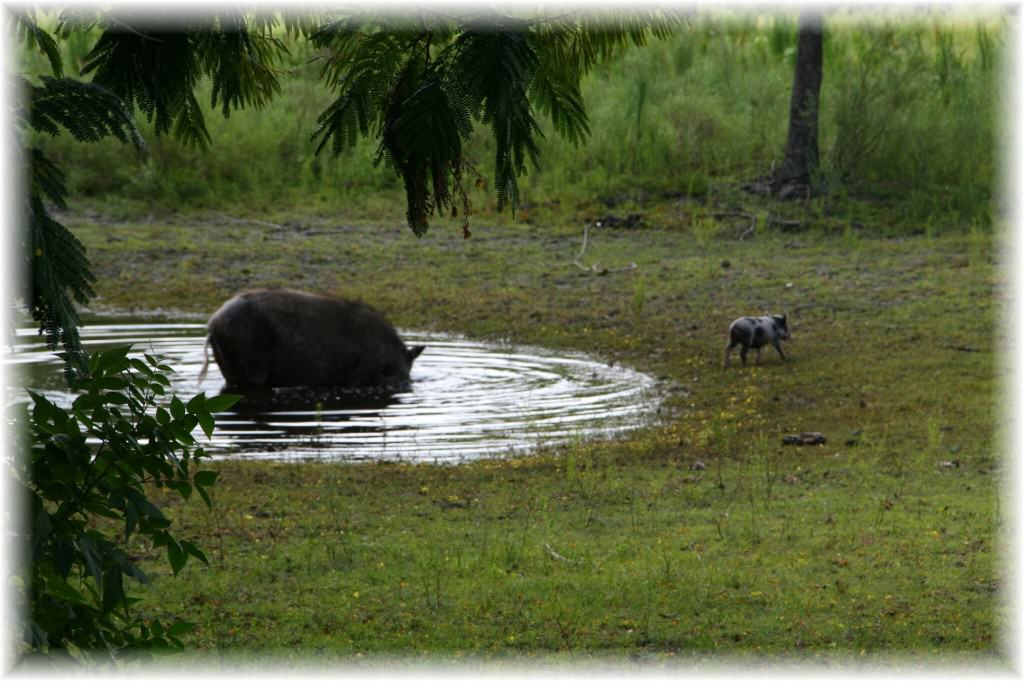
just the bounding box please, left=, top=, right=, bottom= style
left=6, top=320, right=660, bottom=463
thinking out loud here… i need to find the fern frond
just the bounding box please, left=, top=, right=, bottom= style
left=16, top=74, right=144, bottom=368
left=9, top=9, right=63, bottom=77
left=81, top=25, right=208, bottom=144
left=310, top=10, right=675, bottom=232
left=450, top=27, right=543, bottom=214
left=311, top=31, right=409, bottom=156
left=29, top=148, right=69, bottom=210
left=568, top=9, right=681, bottom=71
left=280, top=12, right=331, bottom=38
left=384, top=66, right=471, bottom=234
left=529, top=36, right=590, bottom=147
left=172, top=90, right=212, bottom=148
left=28, top=76, right=145, bottom=151
left=25, top=194, right=95, bottom=375
left=55, top=8, right=103, bottom=39
left=198, top=13, right=286, bottom=117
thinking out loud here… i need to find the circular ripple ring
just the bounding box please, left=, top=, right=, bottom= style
left=8, top=321, right=659, bottom=463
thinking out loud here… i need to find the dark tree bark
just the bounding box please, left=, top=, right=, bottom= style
left=773, top=13, right=824, bottom=198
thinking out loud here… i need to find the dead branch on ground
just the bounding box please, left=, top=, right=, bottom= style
left=573, top=222, right=638, bottom=274
left=708, top=211, right=806, bottom=239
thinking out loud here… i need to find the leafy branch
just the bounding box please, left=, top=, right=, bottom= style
left=13, top=347, right=240, bottom=662
left=310, top=10, right=679, bottom=236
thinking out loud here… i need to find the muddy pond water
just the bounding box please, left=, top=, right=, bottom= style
left=6, top=317, right=660, bottom=463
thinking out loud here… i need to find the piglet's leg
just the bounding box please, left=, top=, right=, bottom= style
left=773, top=340, right=787, bottom=361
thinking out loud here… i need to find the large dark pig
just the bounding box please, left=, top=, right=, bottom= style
left=202, top=289, right=425, bottom=389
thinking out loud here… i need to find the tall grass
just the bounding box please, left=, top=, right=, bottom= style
left=527, top=12, right=1003, bottom=229
left=18, top=11, right=1005, bottom=230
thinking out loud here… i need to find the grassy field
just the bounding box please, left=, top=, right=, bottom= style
left=25, top=12, right=1003, bottom=232
left=57, top=190, right=1004, bottom=666
left=14, top=8, right=1008, bottom=668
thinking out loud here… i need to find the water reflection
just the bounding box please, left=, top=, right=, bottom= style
left=5, top=318, right=659, bottom=463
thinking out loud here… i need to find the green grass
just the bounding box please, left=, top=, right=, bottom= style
left=20, top=11, right=1005, bottom=232
left=15, top=8, right=1006, bottom=666
left=61, top=200, right=1004, bottom=664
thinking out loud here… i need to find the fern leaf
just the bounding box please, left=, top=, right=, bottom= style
left=25, top=195, right=95, bottom=375
left=28, top=76, right=145, bottom=151
left=449, top=28, right=542, bottom=215
left=10, top=10, right=63, bottom=77
left=54, top=9, right=103, bottom=39
left=29, top=149, right=69, bottom=210
left=311, top=30, right=408, bottom=156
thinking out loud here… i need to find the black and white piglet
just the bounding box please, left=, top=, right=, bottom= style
left=723, top=313, right=790, bottom=367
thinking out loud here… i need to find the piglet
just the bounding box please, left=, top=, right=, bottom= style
left=723, top=313, right=790, bottom=367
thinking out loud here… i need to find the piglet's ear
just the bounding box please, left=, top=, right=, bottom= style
left=409, top=345, right=426, bottom=362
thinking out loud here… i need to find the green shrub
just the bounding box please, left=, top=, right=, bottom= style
left=10, top=346, right=239, bottom=666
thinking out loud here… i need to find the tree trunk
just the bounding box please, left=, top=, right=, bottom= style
left=773, top=13, right=824, bottom=198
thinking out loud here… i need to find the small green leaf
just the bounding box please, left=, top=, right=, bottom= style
left=101, top=567, right=124, bottom=615
left=77, top=536, right=102, bottom=584
left=181, top=540, right=209, bottom=566
left=53, top=538, right=74, bottom=579
left=168, top=620, right=196, bottom=637
left=83, top=498, right=120, bottom=519
left=150, top=531, right=170, bottom=549
left=186, top=393, right=206, bottom=414
left=196, top=484, right=212, bottom=509
left=198, top=412, right=216, bottom=439
left=206, top=394, right=242, bottom=413
left=39, top=574, right=88, bottom=605
left=167, top=540, right=187, bottom=576
left=50, top=463, right=79, bottom=484
left=193, top=470, right=218, bottom=487
left=137, top=416, right=156, bottom=435
left=127, top=490, right=166, bottom=522
left=97, top=346, right=132, bottom=373
left=121, top=559, right=149, bottom=585
left=124, top=502, right=139, bottom=540
left=129, top=358, right=155, bottom=376
left=174, top=482, right=192, bottom=502
left=151, top=618, right=164, bottom=637
left=167, top=423, right=195, bottom=445
left=170, top=396, right=186, bottom=420
left=29, top=391, right=53, bottom=421
left=143, top=516, right=173, bottom=530
left=102, top=391, right=130, bottom=405
left=98, top=376, right=128, bottom=390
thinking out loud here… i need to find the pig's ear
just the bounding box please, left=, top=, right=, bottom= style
left=409, top=345, right=426, bottom=362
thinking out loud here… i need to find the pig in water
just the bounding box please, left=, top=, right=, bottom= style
left=723, top=313, right=790, bottom=367
left=202, top=288, right=425, bottom=389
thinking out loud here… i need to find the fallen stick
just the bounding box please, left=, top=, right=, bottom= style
left=944, top=344, right=981, bottom=353
left=544, top=543, right=581, bottom=565
left=573, top=223, right=638, bottom=274
left=708, top=210, right=805, bottom=235
left=214, top=211, right=287, bottom=231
